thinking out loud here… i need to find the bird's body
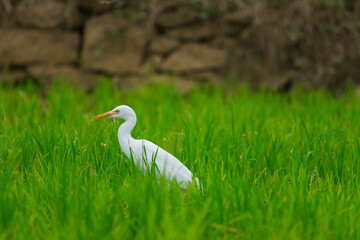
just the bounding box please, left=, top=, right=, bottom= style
left=93, top=105, right=197, bottom=189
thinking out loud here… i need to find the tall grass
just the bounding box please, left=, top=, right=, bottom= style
left=1, top=79, right=360, bottom=239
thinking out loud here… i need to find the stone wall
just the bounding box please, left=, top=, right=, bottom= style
left=1, top=0, right=360, bottom=91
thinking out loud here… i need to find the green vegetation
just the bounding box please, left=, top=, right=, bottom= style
left=1, top=79, right=360, bottom=239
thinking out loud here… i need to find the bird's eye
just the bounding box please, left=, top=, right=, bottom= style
left=114, top=110, right=120, bottom=113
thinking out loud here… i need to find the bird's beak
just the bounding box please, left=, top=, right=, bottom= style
left=92, top=111, right=117, bottom=120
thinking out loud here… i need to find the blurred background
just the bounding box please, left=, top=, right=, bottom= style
left=1, top=0, right=359, bottom=93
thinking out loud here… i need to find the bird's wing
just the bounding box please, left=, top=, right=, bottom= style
left=140, top=139, right=193, bottom=184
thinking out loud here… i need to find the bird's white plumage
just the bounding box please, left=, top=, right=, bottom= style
left=96, top=105, right=197, bottom=189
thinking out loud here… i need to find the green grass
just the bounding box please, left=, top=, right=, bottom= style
left=1, top=79, right=360, bottom=239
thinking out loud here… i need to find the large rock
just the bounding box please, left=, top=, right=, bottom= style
left=190, top=71, right=220, bottom=84
left=222, top=11, right=252, bottom=36
left=78, top=0, right=115, bottom=12
left=162, top=44, right=228, bottom=73
left=113, top=74, right=146, bottom=89
left=167, top=21, right=216, bottom=40
left=0, top=29, right=80, bottom=65
left=28, top=65, right=100, bottom=90
left=223, top=11, right=252, bottom=24
left=156, top=8, right=197, bottom=28
left=0, top=70, right=28, bottom=83
left=15, top=0, right=66, bottom=28
left=140, top=54, right=162, bottom=74
left=82, top=13, right=147, bottom=74
left=0, top=3, right=17, bottom=28
left=150, top=36, right=178, bottom=54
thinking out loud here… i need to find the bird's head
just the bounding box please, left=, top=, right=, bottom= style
left=92, top=105, right=136, bottom=121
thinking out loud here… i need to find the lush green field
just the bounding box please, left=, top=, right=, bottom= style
left=1, top=80, right=360, bottom=239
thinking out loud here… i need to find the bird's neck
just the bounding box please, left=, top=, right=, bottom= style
left=118, top=116, right=136, bottom=149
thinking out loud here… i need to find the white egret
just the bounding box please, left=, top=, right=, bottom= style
left=93, top=105, right=199, bottom=189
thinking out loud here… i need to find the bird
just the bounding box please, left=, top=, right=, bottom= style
left=93, top=105, right=199, bottom=189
